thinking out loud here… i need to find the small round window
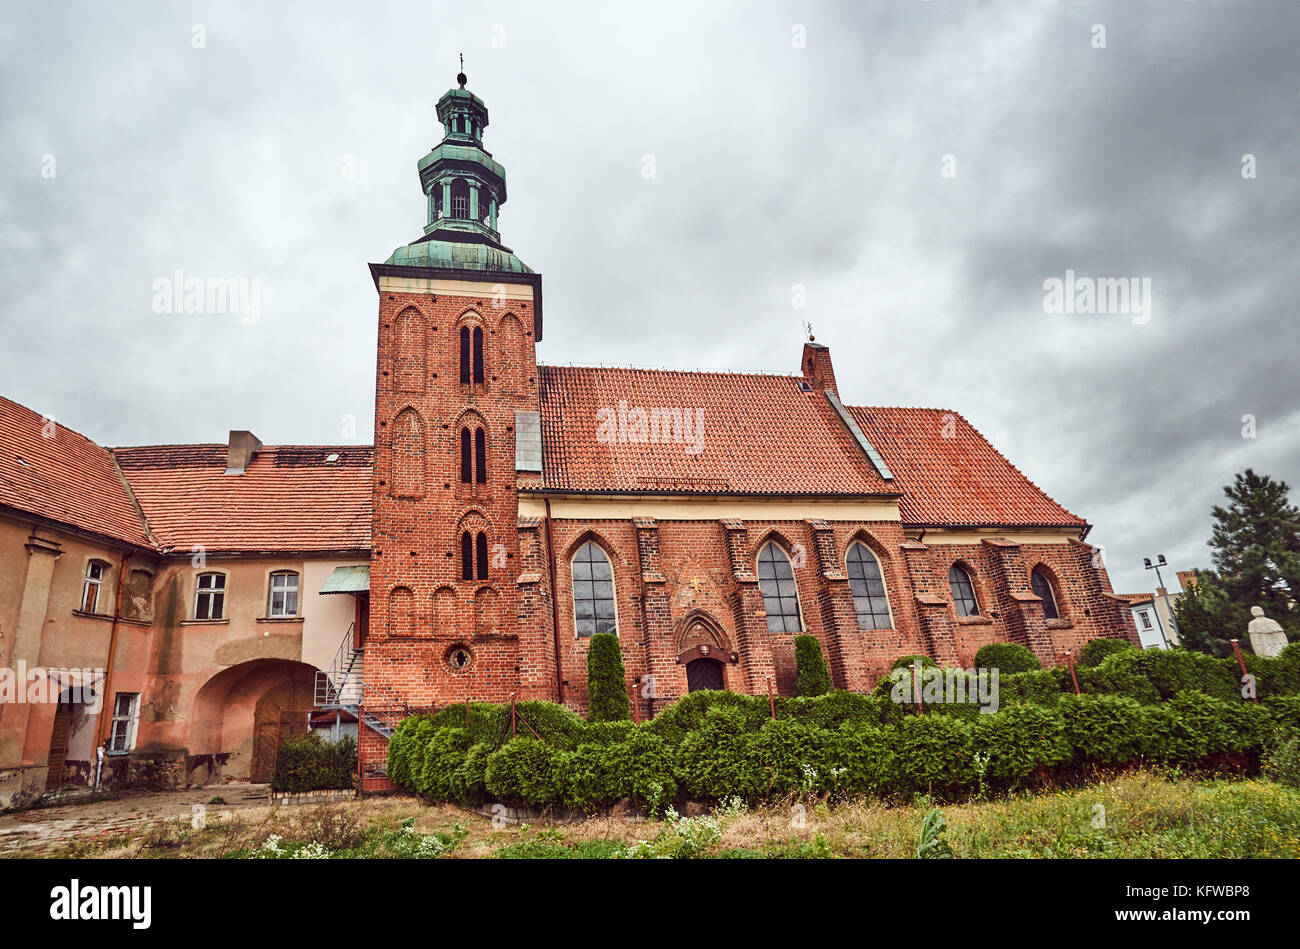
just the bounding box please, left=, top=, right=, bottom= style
left=446, top=645, right=472, bottom=671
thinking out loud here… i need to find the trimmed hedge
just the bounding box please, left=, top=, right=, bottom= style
left=382, top=643, right=1300, bottom=812
left=271, top=733, right=357, bottom=792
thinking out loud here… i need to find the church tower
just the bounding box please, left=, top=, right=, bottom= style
left=362, top=69, right=545, bottom=787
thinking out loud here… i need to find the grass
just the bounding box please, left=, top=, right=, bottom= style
left=11, top=771, right=1300, bottom=859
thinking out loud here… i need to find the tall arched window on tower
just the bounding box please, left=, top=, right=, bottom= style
left=757, top=542, right=802, bottom=632
left=460, top=428, right=472, bottom=483
left=472, top=326, right=484, bottom=384
left=459, top=327, right=471, bottom=384
left=462, top=531, right=489, bottom=580
left=572, top=541, right=616, bottom=638
left=450, top=178, right=469, bottom=218
left=846, top=543, right=892, bottom=630
left=1030, top=566, right=1061, bottom=620
left=474, top=427, right=487, bottom=483
left=948, top=564, right=980, bottom=617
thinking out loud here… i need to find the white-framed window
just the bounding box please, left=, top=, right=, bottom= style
left=757, top=542, right=802, bottom=632
left=267, top=571, right=299, bottom=618
left=572, top=541, right=616, bottom=638
left=108, top=692, right=140, bottom=754
left=81, top=560, right=108, bottom=613
left=1138, top=610, right=1153, bottom=630
left=195, top=572, right=226, bottom=620
left=846, top=542, right=892, bottom=630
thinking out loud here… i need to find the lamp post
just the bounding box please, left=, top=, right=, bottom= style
left=1143, top=554, right=1180, bottom=646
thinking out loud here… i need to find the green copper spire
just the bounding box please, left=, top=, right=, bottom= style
left=382, top=68, right=532, bottom=274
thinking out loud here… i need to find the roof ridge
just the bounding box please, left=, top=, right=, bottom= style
left=539, top=362, right=803, bottom=379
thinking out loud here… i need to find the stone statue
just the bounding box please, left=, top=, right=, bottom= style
left=1247, top=606, right=1289, bottom=658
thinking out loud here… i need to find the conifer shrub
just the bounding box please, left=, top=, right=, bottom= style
left=586, top=633, right=631, bottom=723
left=746, top=717, right=837, bottom=797
left=565, top=728, right=676, bottom=813
left=484, top=738, right=567, bottom=809
left=415, top=726, right=471, bottom=800
left=1075, top=652, right=1162, bottom=704
left=891, top=654, right=936, bottom=671
left=827, top=722, right=899, bottom=798
left=1057, top=694, right=1145, bottom=764
left=450, top=742, right=493, bottom=804
left=1078, top=636, right=1136, bottom=668
left=386, top=714, right=433, bottom=787
left=644, top=690, right=769, bottom=748
left=675, top=706, right=763, bottom=802
left=271, top=733, right=357, bottom=792
left=793, top=635, right=832, bottom=697
left=973, top=642, right=1042, bottom=674
left=895, top=715, right=976, bottom=795
left=973, top=702, right=1071, bottom=784
left=997, top=669, right=1069, bottom=707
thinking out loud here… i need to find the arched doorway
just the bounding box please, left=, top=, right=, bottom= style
left=190, top=659, right=318, bottom=784
left=674, top=612, right=738, bottom=693
left=685, top=657, right=725, bottom=692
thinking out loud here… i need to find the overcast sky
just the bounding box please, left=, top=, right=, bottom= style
left=2, top=0, right=1297, bottom=594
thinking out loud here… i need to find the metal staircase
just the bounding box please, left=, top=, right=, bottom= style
left=314, top=624, right=409, bottom=738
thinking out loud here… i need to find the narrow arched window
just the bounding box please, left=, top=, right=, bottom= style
left=459, top=327, right=471, bottom=384
left=846, top=543, right=891, bottom=630
left=475, top=427, right=487, bottom=483
left=476, top=532, right=489, bottom=579
left=948, top=564, right=979, bottom=617
left=459, top=427, right=472, bottom=483
left=572, top=541, right=616, bottom=638
left=461, top=532, right=474, bottom=580
left=472, top=327, right=484, bottom=384
left=1031, top=566, right=1060, bottom=620
left=757, top=542, right=802, bottom=632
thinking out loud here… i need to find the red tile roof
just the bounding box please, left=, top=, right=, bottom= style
left=536, top=365, right=895, bottom=497
left=848, top=406, right=1085, bottom=529
left=112, top=445, right=372, bottom=554
left=0, top=396, right=152, bottom=547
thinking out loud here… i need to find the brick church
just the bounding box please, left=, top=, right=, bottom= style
left=0, top=73, right=1137, bottom=801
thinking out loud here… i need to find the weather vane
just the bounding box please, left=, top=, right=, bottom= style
left=803, top=321, right=815, bottom=342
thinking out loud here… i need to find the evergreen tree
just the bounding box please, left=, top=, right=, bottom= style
left=1175, top=470, right=1299, bottom=656
left=586, top=633, right=631, bottom=722
left=793, top=635, right=832, bottom=697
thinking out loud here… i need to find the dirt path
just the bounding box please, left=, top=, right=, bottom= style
left=0, top=785, right=272, bottom=855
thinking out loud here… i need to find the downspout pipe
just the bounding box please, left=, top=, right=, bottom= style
left=543, top=497, right=564, bottom=704
left=93, top=552, right=129, bottom=786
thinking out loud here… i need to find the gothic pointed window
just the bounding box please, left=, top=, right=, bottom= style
left=461, top=532, right=474, bottom=581
left=472, top=327, right=484, bottom=384
left=1031, top=566, right=1060, bottom=620
left=459, top=327, right=471, bottom=384
left=757, top=542, right=802, bottom=632
left=474, top=427, right=487, bottom=483
left=572, top=541, right=616, bottom=638
left=847, top=543, right=892, bottom=630
left=948, top=564, right=979, bottom=617
left=476, top=532, right=489, bottom=579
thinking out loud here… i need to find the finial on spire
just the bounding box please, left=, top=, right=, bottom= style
left=457, top=52, right=467, bottom=89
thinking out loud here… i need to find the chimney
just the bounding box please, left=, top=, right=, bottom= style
left=801, top=341, right=838, bottom=397
left=225, top=430, right=262, bottom=474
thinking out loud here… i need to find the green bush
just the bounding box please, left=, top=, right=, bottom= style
left=1057, top=694, right=1145, bottom=764
left=747, top=718, right=836, bottom=797
left=415, top=727, right=471, bottom=800
left=973, top=643, right=1042, bottom=674
left=675, top=706, right=763, bottom=802
left=973, top=703, right=1071, bottom=785
left=645, top=690, right=770, bottom=749
left=895, top=715, right=976, bottom=795
left=1079, top=637, right=1136, bottom=668
left=386, top=714, right=433, bottom=787
left=271, top=733, right=357, bottom=792
left=565, top=728, right=676, bottom=813
left=484, top=738, right=568, bottom=809
left=793, top=635, right=832, bottom=697
left=997, top=669, right=1068, bottom=707
left=827, top=722, right=899, bottom=798
left=587, top=633, right=631, bottom=723
left=450, top=742, right=493, bottom=804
